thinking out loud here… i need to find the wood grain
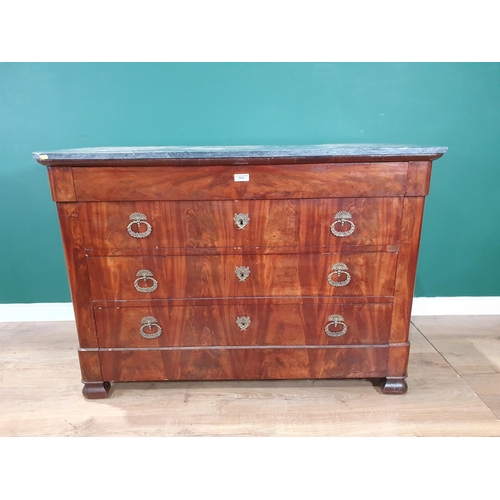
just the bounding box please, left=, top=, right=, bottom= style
left=77, top=350, right=103, bottom=382
left=87, top=252, right=398, bottom=300
left=413, top=315, right=500, bottom=418
left=389, top=197, right=425, bottom=344
left=93, top=302, right=393, bottom=347
left=78, top=197, right=403, bottom=251
left=386, top=343, right=411, bottom=377
left=99, top=346, right=389, bottom=381
left=406, top=161, right=432, bottom=196
left=56, top=204, right=99, bottom=349
left=72, top=163, right=408, bottom=201
left=47, top=167, right=76, bottom=202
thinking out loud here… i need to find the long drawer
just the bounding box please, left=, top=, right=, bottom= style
left=98, top=346, right=390, bottom=381
left=79, top=198, right=403, bottom=251
left=72, top=163, right=408, bottom=201
left=93, top=302, right=393, bottom=347
left=87, top=252, right=398, bottom=300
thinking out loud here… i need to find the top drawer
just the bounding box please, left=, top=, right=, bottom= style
left=71, top=163, right=408, bottom=201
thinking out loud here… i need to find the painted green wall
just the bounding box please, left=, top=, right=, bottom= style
left=1, top=62, right=499, bottom=303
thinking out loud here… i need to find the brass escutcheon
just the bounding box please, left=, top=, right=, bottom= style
left=235, top=266, right=251, bottom=282
left=236, top=316, right=251, bottom=331
left=234, top=213, right=250, bottom=230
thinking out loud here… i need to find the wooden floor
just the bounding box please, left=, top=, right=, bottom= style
left=1, top=316, right=499, bottom=436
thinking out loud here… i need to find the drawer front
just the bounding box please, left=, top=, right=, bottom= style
left=87, top=252, right=398, bottom=300
left=72, top=163, right=408, bottom=201
left=80, top=198, right=403, bottom=251
left=99, top=346, right=389, bottom=381
left=94, top=302, right=393, bottom=347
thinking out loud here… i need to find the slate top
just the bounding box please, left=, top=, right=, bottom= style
left=33, top=144, right=448, bottom=162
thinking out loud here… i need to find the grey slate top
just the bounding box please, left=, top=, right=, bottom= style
left=33, top=144, right=448, bottom=161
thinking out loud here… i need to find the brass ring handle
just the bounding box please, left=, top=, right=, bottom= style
left=139, top=316, right=162, bottom=339
left=234, top=213, right=250, bottom=230
left=235, top=266, right=251, bottom=282
left=327, top=263, right=351, bottom=287
left=127, top=212, right=152, bottom=238
left=236, top=316, right=251, bottom=331
left=324, top=314, right=348, bottom=337
left=330, top=211, right=355, bottom=237
left=134, top=269, right=158, bottom=293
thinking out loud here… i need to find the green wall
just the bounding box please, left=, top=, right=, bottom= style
left=1, top=62, right=499, bottom=303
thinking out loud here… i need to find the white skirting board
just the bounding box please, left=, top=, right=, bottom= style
left=0, top=303, right=76, bottom=322
left=0, top=298, right=500, bottom=322
left=410, top=297, right=500, bottom=316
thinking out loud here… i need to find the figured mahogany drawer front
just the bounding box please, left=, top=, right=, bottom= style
left=94, top=302, right=393, bottom=348
left=72, top=163, right=408, bottom=201
left=99, top=346, right=390, bottom=382
left=87, top=252, right=397, bottom=300
left=80, top=198, right=403, bottom=251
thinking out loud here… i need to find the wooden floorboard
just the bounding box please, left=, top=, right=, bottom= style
left=412, top=315, right=500, bottom=420
left=1, top=317, right=500, bottom=436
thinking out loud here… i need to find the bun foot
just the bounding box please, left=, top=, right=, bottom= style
left=381, top=377, right=408, bottom=394
left=82, top=381, right=111, bottom=399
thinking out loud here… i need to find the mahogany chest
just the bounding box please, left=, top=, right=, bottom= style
left=34, top=145, right=447, bottom=399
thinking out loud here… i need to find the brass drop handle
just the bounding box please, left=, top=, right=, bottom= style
left=327, top=262, right=351, bottom=287
left=324, top=314, right=348, bottom=337
left=134, top=269, right=158, bottom=293
left=127, top=212, right=152, bottom=238
left=234, top=213, right=250, bottom=230
left=235, top=266, right=251, bottom=282
left=330, top=211, right=355, bottom=237
left=236, top=316, right=251, bottom=331
left=139, top=316, right=162, bottom=339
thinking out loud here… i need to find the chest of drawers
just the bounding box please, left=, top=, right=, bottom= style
left=34, top=144, right=447, bottom=399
